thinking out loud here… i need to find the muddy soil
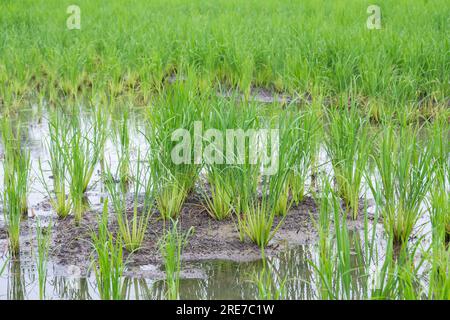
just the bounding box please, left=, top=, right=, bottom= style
left=2, top=190, right=376, bottom=278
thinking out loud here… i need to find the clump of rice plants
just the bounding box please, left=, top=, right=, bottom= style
left=35, top=219, right=52, bottom=300
left=309, top=178, right=347, bottom=299
left=429, top=115, right=450, bottom=242
left=325, top=102, right=370, bottom=219
left=111, top=110, right=131, bottom=185
left=200, top=100, right=260, bottom=220
left=158, top=219, right=194, bottom=300
left=237, top=174, right=286, bottom=247
left=270, top=111, right=296, bottom=217
left=287, top=106, right=321, bottom=205
left=63, top=107, right=107, bottom=223
left=201, top=167, right=234, bottom=220
left=368, top=125, right=434, bottom=244
left=147, top=86, right=203, bottom=219
left=105, top=151, right=152, bottom=252
left=1, top=118, right=30, bottom=256
left=37, top=110, right=71, bottom=218
left=91, top=200, right=125, bottom=300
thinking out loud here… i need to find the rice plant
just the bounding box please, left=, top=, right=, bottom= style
left=201, top=167, right=234, bottom=220
left=91, top=200, right=125, bottom=300
left=309, top=179, right=341, bottom=299
left=64, top=107, right=107, bottom=223
left=37, top=110, right=71, bottom=218
left=368, top=125, right=434, bottom=244
left=287, top=107, right=321, bottom=205
left=238, top=174, right=286, bottom=247
left=35, top=219, right=52, bottom=300
left=147, top=85, right=201, bottom=219
left=111, top=110, right=131, bottom=185
left=1, top=118, right=30, bottom=256
left=325, top=102, right=370, bottom=219
left=270, top=112, right=296, bottom=217
left=105, top=151, right=152, bottom=252
left=158, top=219, right=194, bottom=300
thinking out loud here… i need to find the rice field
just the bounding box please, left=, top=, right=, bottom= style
left=0, top=0, right=449, bottom=301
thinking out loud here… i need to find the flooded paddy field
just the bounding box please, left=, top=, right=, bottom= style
left=0, top=0, right=449, bottom=301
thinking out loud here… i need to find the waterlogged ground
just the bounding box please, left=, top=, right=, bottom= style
left=0, top=104, right=433, bottom=300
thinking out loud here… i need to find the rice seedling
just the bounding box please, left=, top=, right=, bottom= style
left=91, top=200, right=125, bottom=300
left=147, top=85, right=202, bottom=219
left=1, top=118, right=30, bottom=256
left=37, top=110, right=71, bottom=218
left=105, top=150, right=152, bottom=252
left=111, top=110, right=131, bottom=185
left=158, top=219, right=194, bottom=300
left=368, top=125, right=435, bottom=244
left=287, top=107, right=321, bottom=205
left=238, top=174, right=286, bottom=247
left=427, top=159, right=450, bottom=299
left=63, top=107, right=107, bottom=223
left=325, top=102, right=370, bottom=219
left=308, top=177, right=353, bottom=300
left=201, top=167, right=234, bottom=220
left=35, top=219, right=52, bottom=300
left=270, top=112, right=296, bottom=217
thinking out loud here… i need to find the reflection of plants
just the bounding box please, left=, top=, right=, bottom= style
left=91, top=200, right=125, bottom=300
left=7, top=259, right=25, bottom=300
left=36, top=219, right=52, bottom=300
left=158, top=219, right=193, bottom=300
left=250, top=248, right=287, bottom=300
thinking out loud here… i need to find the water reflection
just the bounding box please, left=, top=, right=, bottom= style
left=7, top=259, right=25, bottom=300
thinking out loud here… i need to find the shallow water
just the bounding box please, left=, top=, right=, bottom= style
left=0, top=245, right=330, bottom=300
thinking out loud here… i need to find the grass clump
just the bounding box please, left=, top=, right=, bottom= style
left=202, top=167, right=234, bottom=220
left=63, top=107, right=107, bottom=223
left=325, top=102, right=370, bottom=219
left=38, top=110, right=71, bottom=218
left=1, top=119, right=30, bottom=256
left=105, top=151, right=152, bottom=252
left=287, top=106, right=321, bottom=205
left=238, top=174, right=286, bottom=248
left=368, top=125, right=434, bottom=244
left=147, top=85, right=202, bottom=219
left=111, top=110, right=131, bottom=185
left=91, top=200, right=125, bottom=300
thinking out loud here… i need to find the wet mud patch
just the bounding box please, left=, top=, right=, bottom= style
left=50, top=193, right=324, bottom=275
left=4, top=190, right=376, bottom=280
